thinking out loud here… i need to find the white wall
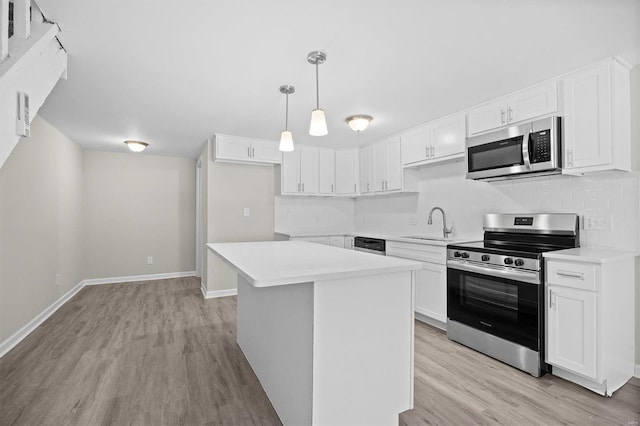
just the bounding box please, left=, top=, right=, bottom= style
left=275, top=197, right=355, bottom=235
left=83, top=151, right=196, bottom=279
left=0, top=115, right=83, bottom=343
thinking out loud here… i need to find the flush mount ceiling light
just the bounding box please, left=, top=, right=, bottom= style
left=124, top=140, right=148, bottom=152
left=307, top=51, right=328, bottom=136
left=346, top=115, right=373, bottom=132
left=279, top=85, right=295, bottom=152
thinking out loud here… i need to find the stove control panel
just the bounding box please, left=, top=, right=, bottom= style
left=447, top=249, right=539, bottom=271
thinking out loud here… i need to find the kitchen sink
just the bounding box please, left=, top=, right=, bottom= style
left=400, top=235, right=449, bottom=242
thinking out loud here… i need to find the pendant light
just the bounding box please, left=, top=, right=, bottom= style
left=279, top=85, right=295, bottom=152
left=307, top=51, right=328, bottom=136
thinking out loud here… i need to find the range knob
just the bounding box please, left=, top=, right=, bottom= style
left=461, top=252, right=470, bottom=259
left=514, top=259, right=525, bottom=267
left=453, top=251, right=462, bottom=258
left=481, top=255, right=490, bottom=261
left=504, top=257, right=514, bottom=265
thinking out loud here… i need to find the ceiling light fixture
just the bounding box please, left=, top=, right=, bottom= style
left=307, top=51, right=328, bottom=136
left=279, top=85, right=295, bottom=152
left=346, top=115, right=373, bottom=132
left=124, top=140, right=148, bottom=152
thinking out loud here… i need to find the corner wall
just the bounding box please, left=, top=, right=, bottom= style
left=0, top=115, right=83, bottom=344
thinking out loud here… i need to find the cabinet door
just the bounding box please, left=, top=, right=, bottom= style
left=216, top=136, right=251, bottom=161
left=507, top=81, right=557, bottom=124
left=251, top=139, right=281, bottom=163
left=359, top=145, right=373, bottom=193
left=318, top=148, right=335, bottom=195
left=281, top=150, right=300, bottom=194
left=335, top=149, right=359, bottom=194
left=401, top=125, right=430, bottom=165
left=546, top=286, right=597, bottom=379
left=385, top=138, right=403, bottom=191
left=372, top=142, right=388, bottom=192
left=467, top=98, right=508, bottom=135
left=415, top=262, right=447, bottom=324
left=562, top=63, right=612, bottom=170
left=430, top=113, right=466, bottom=160
left=299, top=146, right=318, bottom=194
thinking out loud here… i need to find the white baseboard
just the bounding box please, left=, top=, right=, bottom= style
left=635, top=364, right=640, bottom=379
left=0, top=280, right=84, bottom=358
left=202, top=287, right=237, bottom=299
left=83, top=271, right=196, bottom=286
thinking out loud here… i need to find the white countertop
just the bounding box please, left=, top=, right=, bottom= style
left=543, top=247, right=638, bottom=263
left=208, top=241, right=422, bottom=287
left=275, top=231, right=478, bottom=246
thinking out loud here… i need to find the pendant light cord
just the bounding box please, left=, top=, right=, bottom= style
left=285, top=93, right=289, bottom=130
left=315, top=62, right=320, bottom=109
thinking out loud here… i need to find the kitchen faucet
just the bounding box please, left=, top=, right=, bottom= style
left=428, top=207, right=453, bottom=239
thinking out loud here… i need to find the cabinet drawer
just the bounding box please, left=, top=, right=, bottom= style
left=546, top=260, right=597, bottom=291
left=386, top=241, right=446, bottom=264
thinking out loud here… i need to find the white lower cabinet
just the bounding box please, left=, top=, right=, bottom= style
left=543, top=250, right=636, bottom=396
left=386, top=240, right=447, bottom=329
left=290, top=235, right=347, bottom=249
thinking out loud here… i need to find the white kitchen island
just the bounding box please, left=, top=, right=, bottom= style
left=207, top=241, right=421, bottom=426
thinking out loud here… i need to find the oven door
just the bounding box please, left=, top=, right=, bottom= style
left=447, top=261, right=541, bottom=350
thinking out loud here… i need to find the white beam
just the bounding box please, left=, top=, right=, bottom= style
left=14, top=0, right=30, bottom=39
left=0, top=0, right=8, bottom=60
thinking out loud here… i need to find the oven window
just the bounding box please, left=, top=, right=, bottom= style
left=468, top=136, right=523, bottom=172
left=463, top=276, right=518, bottom=320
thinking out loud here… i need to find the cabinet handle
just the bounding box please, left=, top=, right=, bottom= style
left=302, top=183, right=305, bottom=192
left=556, top=270, right=584, bottom=280
left=500, top=110, right=506, bottom=125
left=426, top=146, right=429, bottom=158
left=430, top=146, right=435, bottom=158
left=549, top=290, right=554, bottom=308
left=252, top=147, right=255, bottom=158
left=367, top=183, right=370, bottom=191
left=567, top=149, right=573, bottom=168
left=354, top=183, right=356, bottom=193
left=331, top=184, right=334, bottom=192
left=248, top=147, right=251, bottom=158
left=298, top=183, right=301, bottom=192
left=508, top=107, right=513, bottom=122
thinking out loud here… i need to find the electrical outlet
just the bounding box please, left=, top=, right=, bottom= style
left=147, top=256, right=153, bottom=265
left=409, top=216, right=417, bottom=225
left=243, top=207, right=250, bottom=217
left=583, top=215, right=611, bottom=231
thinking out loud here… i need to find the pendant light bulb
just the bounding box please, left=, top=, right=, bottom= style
left=308, top=51, right=328, bottom=136
left=279, top=85, right=295, bottom=152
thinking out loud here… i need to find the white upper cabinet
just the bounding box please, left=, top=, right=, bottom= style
left=335, top=149, right=359, bottom=195
left=561, top=59, right=633, bottom=174
left=429, top=113, right=466, bottom=161
left=372, top=137, right=402, bottom=192
left=359, top=145, right=373, bottom=194
left=280, top=146, right=318, bottom=195
left=318, top=148, right=335, bottom=195
left=213, top=134, right=281, bottom=165
left=401, top=125, right=430, bottom=166
left=467, top=81, right=557, bottom=136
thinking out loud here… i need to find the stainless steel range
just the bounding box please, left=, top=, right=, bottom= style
left=446, top=213, right=579, bottom=377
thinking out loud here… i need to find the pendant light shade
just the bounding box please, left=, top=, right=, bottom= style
left=279, top=85, right=295, bottom=152
left=308, top=51, right=328, bottom=136
left=310, top=109, right=328, bottom=136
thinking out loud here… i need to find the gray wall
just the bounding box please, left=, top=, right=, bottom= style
left=83, top=151, right=196, bottom=279
left=0, top=116, right=84, bottom=343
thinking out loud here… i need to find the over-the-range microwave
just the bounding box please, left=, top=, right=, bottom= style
left=466, top=116, right=562, bottom=181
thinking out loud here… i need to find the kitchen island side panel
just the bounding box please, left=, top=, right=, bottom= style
left=236, top=276, right=314, bottom=425
left=312, top=271, right=414, bottom=425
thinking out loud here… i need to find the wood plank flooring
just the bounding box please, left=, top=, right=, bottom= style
left=1, top=277, right=638, bottom=425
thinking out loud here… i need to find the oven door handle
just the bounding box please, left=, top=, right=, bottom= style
left=447, top=260, right=541, bottom=285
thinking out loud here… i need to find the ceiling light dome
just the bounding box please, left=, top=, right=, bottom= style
left=346, top=115, right=372, bottom=132
left=124, top=140, right=148, bottom=152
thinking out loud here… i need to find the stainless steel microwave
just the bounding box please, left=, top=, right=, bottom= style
left=466, top=116, right=562, bottom=181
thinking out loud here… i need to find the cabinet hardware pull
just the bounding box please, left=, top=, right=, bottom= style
left=252, top=147, right=255, bottom=157
left=302, top=183, right=305, bottom=192
left=430, top=146, right=435, bottom=158
left=567, top=149, right=573, bottom=167
left=426, top=146, right=429, bottom=158
left=549, top=290, right=554, bottom=308
left=247, top=147, right=251, bottom=157
left=298, top=183, right=301, bottom=192
left=508, top=107, right=513, bottom=122
left=331, top=184, right=334, bottom=192
left=501, top=110, right=506, bottom=125
left=353, top=183, right=356, bottom=192
left=556, top=270, right=583, bottom=280
left=367, top=183, right=370, bottom=191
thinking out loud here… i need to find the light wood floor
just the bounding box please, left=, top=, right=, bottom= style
left=1, top=277, right=638, bottom=425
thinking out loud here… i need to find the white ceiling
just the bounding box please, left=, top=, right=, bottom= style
left=36, top=0, right=639, bottom=159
